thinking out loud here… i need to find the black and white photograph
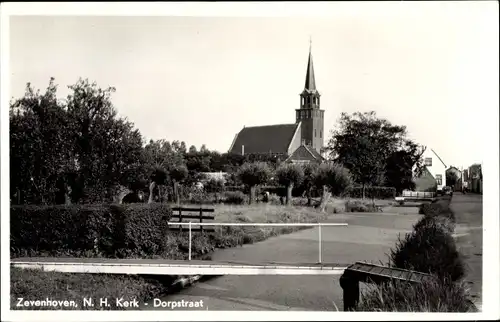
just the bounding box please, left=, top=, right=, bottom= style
left=1, top=2, right=499, bottom=321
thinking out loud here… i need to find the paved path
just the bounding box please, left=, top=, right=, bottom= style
left=449, top=193, right=483, bottom=309
left=143, top=211, right=421, bottom=311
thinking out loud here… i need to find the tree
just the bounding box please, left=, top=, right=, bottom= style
left=65, top=78, right=144, bottom=203
left=170, top=164, right=188, bottom=204
left=300, top=163, right=320, bottom=206
left=275, top=163, right=304, bottom=205
left=237, top=162, right=273, bottom=204
left=385, top=141, right=426, bottom=194
left=10, top=78, right=74, bottom=204
left=327, top=111, right=415, bottom=198
left=315, top=162, right=353, bottom=197
left=446, top=168, right=459, bottom=188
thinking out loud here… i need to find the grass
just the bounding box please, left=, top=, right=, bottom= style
left=11, top=267, right=172, bottom=310
left=356, top=278, right=477, bottom=312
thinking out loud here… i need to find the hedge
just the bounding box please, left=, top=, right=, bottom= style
left=346, top=186, right=396, bottom=199
left=10, top=203, right=172, bottom=258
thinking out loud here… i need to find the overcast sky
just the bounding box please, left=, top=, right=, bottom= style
left=7, top=2, right=499, bottom=168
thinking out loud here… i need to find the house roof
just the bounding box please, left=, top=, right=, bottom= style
left=229, top=123, right=300, bottom=155
left=286, top=144, right=324, bottom=162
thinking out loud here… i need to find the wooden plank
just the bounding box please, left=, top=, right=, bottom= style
left=169, top=227, right=215, bottom=233
left=171, top=207, right=215, bottom=213
left=171, top=214, right=215, bottom=220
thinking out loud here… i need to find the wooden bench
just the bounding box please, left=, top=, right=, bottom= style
left=169, top=207, right=215, bottom=233
left=339, top=262, right=435, bottom=311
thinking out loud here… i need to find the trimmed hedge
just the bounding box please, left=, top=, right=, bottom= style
left=10, top=203, right=172, bottom=258
left=346, top=186, right=396, bottom=200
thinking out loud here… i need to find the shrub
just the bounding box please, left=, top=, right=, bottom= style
left=413, top=215, right=455, bottom=235
left=275, top=163, right=304, bottom=205
left=10, top=203, right=172, bottom=258
left=346, top=186, right=396, bottom=199
left=314, top=163, right=353, bottom=197
left=356, top=278, right=477, bottom=312
left=390, top=221, right=465, bottom=282
left=344, top=200, right=379, bottom=213
left=223, top=191, right=247, bottom=205
left=237, top=162, right=273, bottom=204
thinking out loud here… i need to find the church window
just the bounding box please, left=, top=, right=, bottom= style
left=315, top=129, right=317, bottom=137
left=320, top=130, right=322, bottom=138
left=424, top=158, right=432, bottom=166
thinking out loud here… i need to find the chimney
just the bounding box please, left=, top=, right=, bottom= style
left=242, top=145, right=245, bottom=156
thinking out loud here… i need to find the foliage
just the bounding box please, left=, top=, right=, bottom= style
left=446, top=169, right=459, bottom=187
left=10, top=78, right=145, bottom=204
left=389, top=218, right=465, bottom=282
left=346, top=186, right=396, bottom=199
left=355, top=278, right=477, bottom=312
left=11, top=267, right=173, bottom=310
left=275, top=163, right=304, bottom=187
left=236, top=162, right=273, bottom=187
left=314, top=162, right=353, bottom=196
left=10, top=204, right=172, bottom=258
left=326, top=111, right=424, bottom=194
left=385, top=142, right=426, bottom=193
left=344, top=200, right=380, bottom=213
left=223, top=191, right=247, bottom=205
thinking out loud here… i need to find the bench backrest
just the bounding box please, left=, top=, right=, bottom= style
left=343, top=261, right=434, bottom=284
left=169, top=207, right=215, bottom=232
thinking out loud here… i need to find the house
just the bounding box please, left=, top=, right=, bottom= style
left=228, top=43, right=325, bottom=164
left=413, top=147, right=447, bottom=192
left=467, top=163, right=483, bottom=194
left=446, top=166, right=462, bottom=191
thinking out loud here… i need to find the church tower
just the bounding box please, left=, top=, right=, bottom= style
left=295, top=41, right=325, bottom=153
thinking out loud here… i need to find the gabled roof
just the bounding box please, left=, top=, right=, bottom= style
left=286, top=144, right=324, bottom=163
left=228, top=123, right=300, bottom=155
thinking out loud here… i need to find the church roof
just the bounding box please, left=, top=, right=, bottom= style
left=286, top=144, right=324, bottom=163
left=229, top=123, right=300, bottom=155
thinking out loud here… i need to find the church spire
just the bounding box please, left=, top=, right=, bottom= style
left=304, top=37, right=317, bottom=92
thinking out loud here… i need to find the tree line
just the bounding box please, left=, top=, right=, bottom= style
left=10, top=78, right=425, bottom=205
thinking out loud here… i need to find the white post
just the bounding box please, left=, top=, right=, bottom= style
left=188, top=221, right=192, bottom=261
left=318, top=224, right=322, bottom=264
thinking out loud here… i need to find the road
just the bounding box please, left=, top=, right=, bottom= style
left=449, top=193, right=483, bottom=309
left=142, top=210, right=421, bottom=311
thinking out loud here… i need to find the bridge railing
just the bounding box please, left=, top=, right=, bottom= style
left=166, top=222, right=348, bottom=263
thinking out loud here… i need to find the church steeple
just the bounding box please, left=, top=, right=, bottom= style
left=304, top=40, right=317, bottom=92
left=295, top=39, right=325, bottom=154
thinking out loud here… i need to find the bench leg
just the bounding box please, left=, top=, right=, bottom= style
left=340, top=274, right=360, bottom=312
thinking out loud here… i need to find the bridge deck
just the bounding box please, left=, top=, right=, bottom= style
left=11, top=257, right=347, bottom=275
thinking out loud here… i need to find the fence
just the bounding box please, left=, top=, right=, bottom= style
left=167, top=221, right=348, bottom=263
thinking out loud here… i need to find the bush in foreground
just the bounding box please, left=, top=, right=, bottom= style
left=356, top=279, right=477, bottom=312
left=390, top=219, right=465, bottom=282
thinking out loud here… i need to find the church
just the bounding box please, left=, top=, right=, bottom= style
left=228, top=45, right=326, bottom=164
